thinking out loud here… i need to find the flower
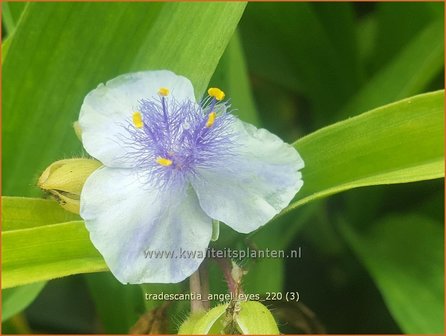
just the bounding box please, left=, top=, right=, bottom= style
left=79, top=70, right=304, bottom=284
left=38, top=158, right=101, bottom=213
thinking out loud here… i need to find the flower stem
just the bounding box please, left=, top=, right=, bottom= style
left=200, top=261, right=210, bottom=310
left=216, top=258, right=244, bottom=295
left=189, top=270, right=205, bottom=313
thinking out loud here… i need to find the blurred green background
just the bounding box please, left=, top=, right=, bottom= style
left=2, top=1, right=444, bottom=334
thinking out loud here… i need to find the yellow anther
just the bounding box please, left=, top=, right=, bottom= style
left=156, top=156, right=173, bottom=166
left=208, top=87, right=225, bottom=101
left=158, top=87, right=169, bottom=96
left=132, top=112, right=144, bottom=128
left=205, top=111, right=216, bottom=128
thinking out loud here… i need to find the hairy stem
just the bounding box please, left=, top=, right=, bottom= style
left=216, top=258, right=244, bottom=295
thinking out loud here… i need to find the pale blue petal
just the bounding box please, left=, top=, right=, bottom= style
left=79, top=70, right=195, bottom=167
left=80, top=167, right=212, bottom=284
left=191, top=119, right=304, bottom=233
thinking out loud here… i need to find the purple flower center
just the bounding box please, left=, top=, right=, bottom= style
left=122, top=93, right=237, bottom=188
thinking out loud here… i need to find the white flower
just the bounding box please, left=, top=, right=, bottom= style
left=79, top=70, right=304, bottom=284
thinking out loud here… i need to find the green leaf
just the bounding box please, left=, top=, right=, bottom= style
left=3, top=1, right=27, bottom=27
left=2, top=196, right=79, bottom=231
left=2, top=282, right=46, bottom=322
left=339, top=214, right=444, bottom=333
left=370, top=2, right=443, bottom=71
left=1, top=2, right=29, bottom=64
left=241, top=3, right=360, bottom=116
left=132, top=3, right=247, bottom=97
left=285, top=90, right=444, bottom=213
left=1, top=37, right=12, bottom=63
left=2, top=221, right=105, bottom=289
left=2, top=2, right=15, bottom=35
left=210, top=31, right=260, bottom=126
left=340, top=20, right=444, bottom=120
left=2, top=1, right=28, bottom=37
left=3, top=1, right=245, bottom=197
left=243, top=259, right=283, bottom=294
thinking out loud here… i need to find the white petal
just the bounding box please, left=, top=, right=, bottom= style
left=80, top=167, right=212, bottom=284
left=79, top=70, right=195, bottom=167
left=191, top=119, right=304, bottom=233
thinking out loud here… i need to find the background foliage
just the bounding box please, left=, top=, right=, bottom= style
left=2, top=1, right=444, bottom=334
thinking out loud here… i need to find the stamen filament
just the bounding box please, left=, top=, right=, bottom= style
left=161, top=95, right=170, bottom=137
left=206, top=112, right=216, bottom=128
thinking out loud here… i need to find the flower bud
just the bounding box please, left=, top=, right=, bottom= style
left=178, top=304, right=226, bottom=334
left=235, top=301, right=279, bottom=334
left=178, top=312, right=207, bottom=334
left=38, top=158, right=101, bottom=214
left=178, top=301, right=279, bottom=334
